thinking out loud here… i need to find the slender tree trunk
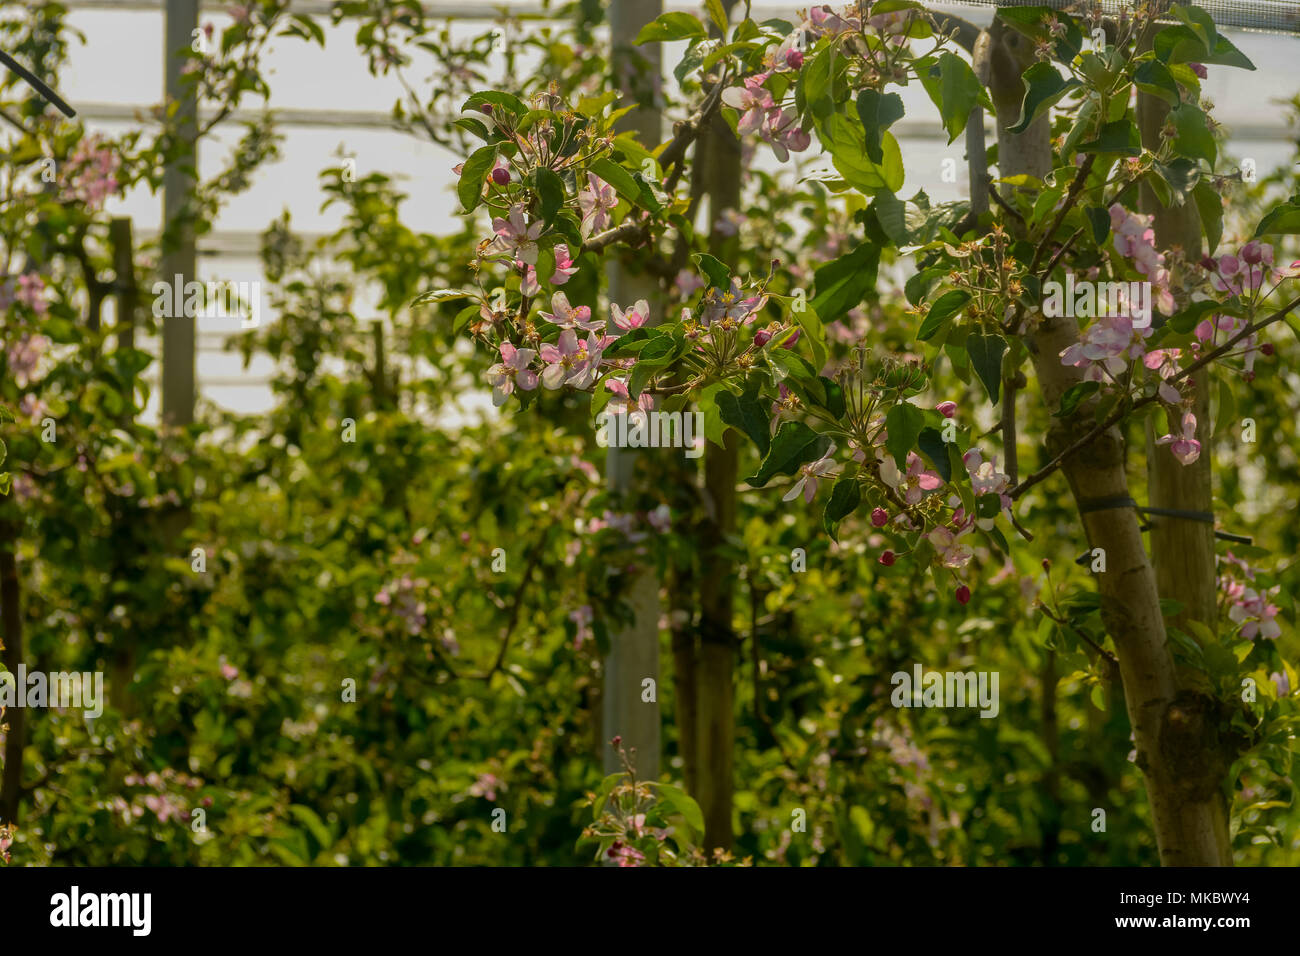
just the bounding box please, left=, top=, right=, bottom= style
left=697, top=430, right=737, bottom=850
left=602, top=0, right=663, bottom=779
left=0, top=520, right=25, bottom=826
left=1136, top=68, right=1218, bottom=632
left=670, top=567, right=699, bottom=793
left=986, top=21, right=1232, bottom=865
left=690, top=22, right=744, bottom=844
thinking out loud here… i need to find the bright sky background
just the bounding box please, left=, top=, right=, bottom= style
left=43, top=1, right=1300, bottom=415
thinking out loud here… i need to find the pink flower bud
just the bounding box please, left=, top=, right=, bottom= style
left=785, top=49, right=804, bottom=69
left=879, top=550, right=896, bottom=566
left=870, top=507, right=889, bottom=527
left=936, top=401, right=957, bottom=418
left=490, top=166, right=510, bottom=185
left=1190, top=62, right=1207, bottom=79
left=955, top=585, right=971, bottom=605
left=782, top=328, right=801, bottom=349
left=754, top=328, right=772, bottom=347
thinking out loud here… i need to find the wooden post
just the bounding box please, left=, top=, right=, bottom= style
left=110, top=217, right=137, bottom=354
left=161, top=0, right=199, bottom=426
left=602, top=0, right=664, bottom=783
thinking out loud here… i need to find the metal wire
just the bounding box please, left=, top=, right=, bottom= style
left=942, top=0, right=1300, bottom=36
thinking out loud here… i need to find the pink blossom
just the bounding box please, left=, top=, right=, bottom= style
left=1143, top=348, right=1184, bottom=403
left=928, top=526, right=974, bottom=569
left=62, top=135, right=121, bottom=210
left=578, top=173, right=618, bottom=239
left=540, top=329, right=593, bottom=389
left=611, top=298, right=650, bottom=331
left=15, top=273, right=48, bottom=316
left=540, top=291, right=602, bottom=332
left=6, top=333, right=50, bottom=387
left=551, top=243, right=578, bottom=284
left=569, top=605, right=594, bottom=649
left=487, top=340, right=539, bottom=406
left=721, top=77, right=776, bottom=136
left=784, top=445, right=837, bottom=503
left=1155, top=410, right=1201, bottom=465
left=490, top=204, right=543, bottom=265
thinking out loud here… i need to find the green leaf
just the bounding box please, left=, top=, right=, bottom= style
left=1133, top=58, right=1180, bottom=107
left=717, top=379, right=771, bottom=456
left=635, top=12, right=708, bottom=44
left=1009, top=62, right=1081, bottom=135
left=588, top=157, right=640, bottom=203
left=1154, top=24, right=1254, bottom=70
left=1055, top=380, right=1100, bottom=417
left=704, top=0, right=729, bottom=34
left=1253, top=199, right=1300, bottom=238
left=461, top=91, right=529, bottom=119
left=870, top=190, right=908, bottom=247
left=693, top=252, right=732, bottom=290
left=823, top=477, right=861, bottom=539
left=855, top=89, right=905, bottom=164
left=920, top=51, right=983, bottom=144
left=457, top=145, right=496, bottom=213
left=794, top=304, right=828, bottom=370
left=997, top=6, right=1083, bottom=62
left=747, top=421, right=831, bottom=487
left=1192, top=179, right=1223, bottom=253
left=1077, top=119, right=1141, bottom=157
left=917, top=290, right=969, bottom=341
left=1151, top=158, right=1200, bottom=206
left=1166, top=299, right=1221, bottom=335
left=655, top=783, right=705, bottom=837
left=697, top=383, right=728, bottom=447
left=1061, top=93, right=1100, bottom=157
left=1168, top=104, right=1216, bottom=167
left=967, top=332, right=1007, bottom=404
left=810, top=242, right=879, bottom=321
left=412, top=288, right=476, bottom=305
left=817, top=111, right=904, bottom=194
left=884, top=401, right=925, bottom=470
left=917, top=426, right=952, bottom=482
left=533, top=168, right=565, bottom=226
left=1084, top=205, right=1110, bottom=244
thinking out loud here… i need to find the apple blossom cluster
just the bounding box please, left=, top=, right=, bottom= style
left=6, top=333, right=50, bottom=389
left=1218, top=552, right=1282, bottom=641
left=374, top=573, right=431, bottom=637
left=61, top=134, right=121, bottom=210
left=721, top=76, right=811, bottom=162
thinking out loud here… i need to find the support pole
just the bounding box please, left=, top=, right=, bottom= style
left=161, top=0, right=199, bottom=426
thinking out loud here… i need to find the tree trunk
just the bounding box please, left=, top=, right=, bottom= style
left=602, top=0, right=664, bottom=780
left=0, top=520, right=25, bottom=826
left=1136, top=72, right=1218, bottom=633
left=986, top=21, right=1232, bottom=865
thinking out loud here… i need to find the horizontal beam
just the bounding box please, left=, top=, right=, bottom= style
left=77, top=102, right=1300, bottom=143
